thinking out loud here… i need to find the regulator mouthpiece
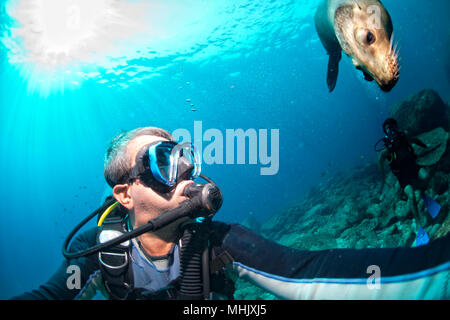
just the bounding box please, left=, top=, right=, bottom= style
left=183, top=177, right=223, bottom=214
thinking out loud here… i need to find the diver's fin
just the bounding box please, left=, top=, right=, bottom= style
left=415, top=227, right=430, bottom=247
left=327, top=50, right=342, bottom=92
left=423, top=195, right=441, bottom=219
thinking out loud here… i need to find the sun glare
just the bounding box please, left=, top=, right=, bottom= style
left=1, top=0, right=313, bottom=95
left=8, top=0, right=115, bottom=67
left=2, top=0, right=133, bottom=95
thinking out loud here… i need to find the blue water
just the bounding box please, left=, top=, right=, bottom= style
left=0, top=0, right=449, bottom=299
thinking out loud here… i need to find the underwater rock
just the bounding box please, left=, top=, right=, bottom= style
left=390, top=89, right=449, bottom=137
left=430, top=172, right=449, bottom=195
left=279, top=232, right=338, bottom=251
left=433, top=213, right=450, bottom=239
left=413, top=127, right=449, bottom=167
left=240, top=214, right=262, bottom=234
left=433, top=134, right=450, bottom=173
left=394, top=200, right=411, bottom=220
left=366, top=203, right=381, bottom=218
left=305, top=203, right=330, bottom=217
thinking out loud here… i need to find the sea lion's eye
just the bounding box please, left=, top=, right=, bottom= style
left=366, top=31, right=376, bottom=45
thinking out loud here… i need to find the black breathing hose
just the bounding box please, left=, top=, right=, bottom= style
left=374, top=138, right=387, bottom=152
left=178, top=217, right=214, bottom=300
left=63, top=197, right=202, bottom=259
left=178, top=223, right=207, bottom=300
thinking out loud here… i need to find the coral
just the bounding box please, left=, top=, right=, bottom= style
left=413, top=127, right=448, bottom=167
left=390, top=89, right=449, bottom=136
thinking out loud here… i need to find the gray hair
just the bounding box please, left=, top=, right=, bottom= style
left=104, top=127, right=174, bottom=187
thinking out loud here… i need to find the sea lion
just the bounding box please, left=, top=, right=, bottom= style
left=315, top=0, right=400, bottom=92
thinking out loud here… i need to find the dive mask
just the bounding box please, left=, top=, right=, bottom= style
left=128, top=141, right=201, bottom=193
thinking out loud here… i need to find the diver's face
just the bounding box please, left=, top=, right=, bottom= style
left=384, top=125, right=397, bottom=136
left=125, top=135, right=193, bottom=225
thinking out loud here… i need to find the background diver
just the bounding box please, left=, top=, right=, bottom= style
left=12, top=126, right=449, bottom=300
left=376, top=118, right=441, bottom=245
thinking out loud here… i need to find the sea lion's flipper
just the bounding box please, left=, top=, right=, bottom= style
left=363, top=70, right=374, bottom=82
left=327, top=50, right=342, bottom=92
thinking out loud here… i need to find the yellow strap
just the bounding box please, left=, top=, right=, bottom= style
left=97, top=201, right=119, bottom=227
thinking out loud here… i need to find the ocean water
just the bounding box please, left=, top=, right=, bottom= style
left=0, top=0, right=449, bottom=299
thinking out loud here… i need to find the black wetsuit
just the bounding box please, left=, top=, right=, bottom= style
left=385, top=132, right=426, bottom=189
left=12, top=222, right=450, bottom=300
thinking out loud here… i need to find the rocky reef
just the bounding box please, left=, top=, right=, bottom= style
left=234, top=89, right=450, bottom=300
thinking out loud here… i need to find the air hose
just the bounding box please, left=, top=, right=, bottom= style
left=375, top=137, right=387, bottom=152
left=178, top=220, right=211, bottom=300
left=63, top=197, right=202, bottom=259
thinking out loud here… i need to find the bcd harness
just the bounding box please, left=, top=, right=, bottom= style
left=96, top=198, right=235, bottom=300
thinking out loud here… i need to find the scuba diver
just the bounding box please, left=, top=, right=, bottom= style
left=12, top=127, right=450, bottom=300
left=375, top=118, right=440, bottom=244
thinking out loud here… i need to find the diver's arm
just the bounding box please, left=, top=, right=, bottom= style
left=409, top=137, right=428, bottom=149
left=10, top=228, right=100, bottom=300
left=221, top=224, right=450, bottom=300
